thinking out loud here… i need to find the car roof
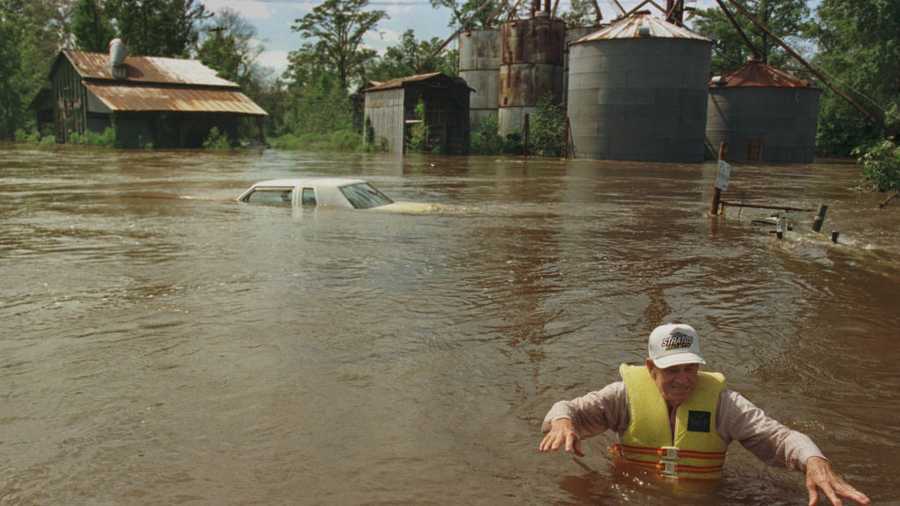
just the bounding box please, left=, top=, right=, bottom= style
left=250, top=177, right=367, bottom=189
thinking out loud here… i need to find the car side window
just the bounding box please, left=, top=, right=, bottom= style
left=301, top=187, right=316, bottom=207
left=339, top=183, right=393, bottom=209
left=246, top=189, right=293, bottom=206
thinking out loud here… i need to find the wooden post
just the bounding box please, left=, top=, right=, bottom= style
left=879, top=191, right=898, bottom=208
left=709, top=142, right=727, bottom=216
left=523, top=113, right=530, bottom=156
left=257, top=116, right=266, bottom=146
left=812, top=204, right=828, bottom=232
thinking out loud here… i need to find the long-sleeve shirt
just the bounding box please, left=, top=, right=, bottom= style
left=542, top=381, right=825, bottom=471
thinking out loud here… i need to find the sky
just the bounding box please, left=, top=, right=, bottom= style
left=199, top=0, right=722, bottom=77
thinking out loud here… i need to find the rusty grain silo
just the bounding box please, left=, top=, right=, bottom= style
left=567, top=12, right=712, bottom=162
left=459, top=29, right=501, bottom=130
left=498, top=15, right=566, bottom=137
left=707, top=60, right=821, bottom=163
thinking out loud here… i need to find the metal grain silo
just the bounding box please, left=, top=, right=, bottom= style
left=563, top=25, right=602, bottom=107
left=567, top=12, right=712, bottom=162
left=459, top=29, right=501, bottom=130
left=498, top=15, right=566, bottom=137
left=707, top=60, right=821, bottom=163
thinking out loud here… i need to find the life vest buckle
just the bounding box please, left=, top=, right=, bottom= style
left=660, top=446, right=678, bottom=460
left=660, top=460, right=677, bottom=477
left=658, top=446, right=679, bottom=477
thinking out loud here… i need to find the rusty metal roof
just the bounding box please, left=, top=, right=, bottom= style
left=573, top=11, right=710, bottom=43
left=62, top=50, right=238, bottom=87
left=84, top=82, right=267, bottom=116
left=711, top=60, right=813, bottom=88
left=363, top=72, right=446, bottom=92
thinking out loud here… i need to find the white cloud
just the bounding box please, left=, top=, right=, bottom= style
left=202, top=0, right=273, bottom=19
left=381, top=4, right=415, bottom=16
left=257, top=49, right=290, bottom=73
left=363, top=28, right=404, bottom=53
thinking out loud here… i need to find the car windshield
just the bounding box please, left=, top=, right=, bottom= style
left=339, top=183, right=393, bottom=209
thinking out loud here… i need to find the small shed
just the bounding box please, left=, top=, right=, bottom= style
left=40, top=48, right=267, bottom=148
left=707, top=60, right=821, bottom=163
left=363, top=73, right=471, bottom=154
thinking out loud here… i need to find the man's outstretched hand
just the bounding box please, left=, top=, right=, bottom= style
left=539, top=418, right=584, bottom=457
left=805, top=456, right=870, bottom=506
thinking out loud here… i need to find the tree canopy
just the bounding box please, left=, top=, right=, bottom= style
left=690, top=0, right=811, bottom=75
left=197, top=8, right=264, bottom=89
left=365, top=29, right=457, bottom=83
left=429, top=0, right=503, bottom=30
left=290, top=0, right=387, bottom=91
left=106, top=0, right=210, bottom=57
left=810, top=0, right=900, bottom=154
left=0, top=0, right=69, bottom=138
left=71, top=0, right=116, bottom=53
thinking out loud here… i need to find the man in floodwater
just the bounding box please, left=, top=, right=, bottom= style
left=538, top=323, right=870, bottom=505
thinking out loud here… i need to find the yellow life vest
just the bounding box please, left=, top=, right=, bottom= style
left=614, top=363, right=728, bottom=480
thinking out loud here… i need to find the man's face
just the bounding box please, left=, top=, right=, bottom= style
left=647, top=360, right=700, bottom=406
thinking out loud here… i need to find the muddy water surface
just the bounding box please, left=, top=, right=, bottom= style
left=1, top=145, right=899, bottom=505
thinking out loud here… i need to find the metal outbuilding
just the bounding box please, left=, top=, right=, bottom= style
left=41, top=47, right=267, bottom=148
left=459, top=29, right=501, bottom=130
left=707, top=60, right=821, bottom=163
left=567, top=11, right=712, bottom=162
left=363, top=72, right=472, bottom=154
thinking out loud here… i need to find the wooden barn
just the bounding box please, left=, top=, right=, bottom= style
left=37, top=46, right=267, bottom=148
left=363, top=73, right=471, bottom=154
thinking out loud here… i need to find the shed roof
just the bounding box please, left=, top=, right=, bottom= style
left=60, top=50, right=238, bottom=87
left=573, top=11, right=710, bottom=43
left=85, top=82, right=267, bottom=116
left=711, top=60, right=814, bottom=88
left=363, top=72, right=470, bottom=92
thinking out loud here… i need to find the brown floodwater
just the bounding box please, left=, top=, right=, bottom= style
left=1, top=144, right=899, bottom=505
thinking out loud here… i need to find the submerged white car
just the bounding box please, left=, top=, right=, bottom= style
left=237, top=178, right=398, bottom=210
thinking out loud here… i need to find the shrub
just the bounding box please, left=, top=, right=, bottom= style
left=14, top=128, right=40, bottom=143
left=407, top=99, right=429, bottom=153
left=64, top=127, right=116, bottom=147
left=85, top=127, right=115, bottom=146
left=854, top=139, right=900, bottom=192
left=364, top=136, right=389, bottom=153
left=470, top=115, right=503, bottom=155
left=269, top=129, right=365, bottom=152
left=503, top=131, right=523, bottom=155
left=529, top=95, right=566, bottom=157
left=203, top=127, right=231, bottom=150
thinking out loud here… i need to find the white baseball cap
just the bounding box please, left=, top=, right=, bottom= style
left=648, top=323, right=706, bottom=368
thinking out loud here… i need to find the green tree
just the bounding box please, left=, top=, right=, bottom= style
left=0, top=5, right=24, bottom=138
left=430, top=0, right=502, bottom=30
left=290, top=0, right=387, bottom=91
left=0, top=0, right=69, bottom=139
left=690, top=0, right=811, bottom=75
left=810, top=0, right=900, bottom=155
left=106, top=0, right=210, bottom=57
left=254, top=77, right=290, bottom=136
left=197, top=8, right=262, bottom=87
left=283, top=72, right=354, bottom=136
left=365, top=29, right=457, bottom=82
left=560, top=0, right=600, bottom=27
left=72, top=0, right=116, bottom=52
